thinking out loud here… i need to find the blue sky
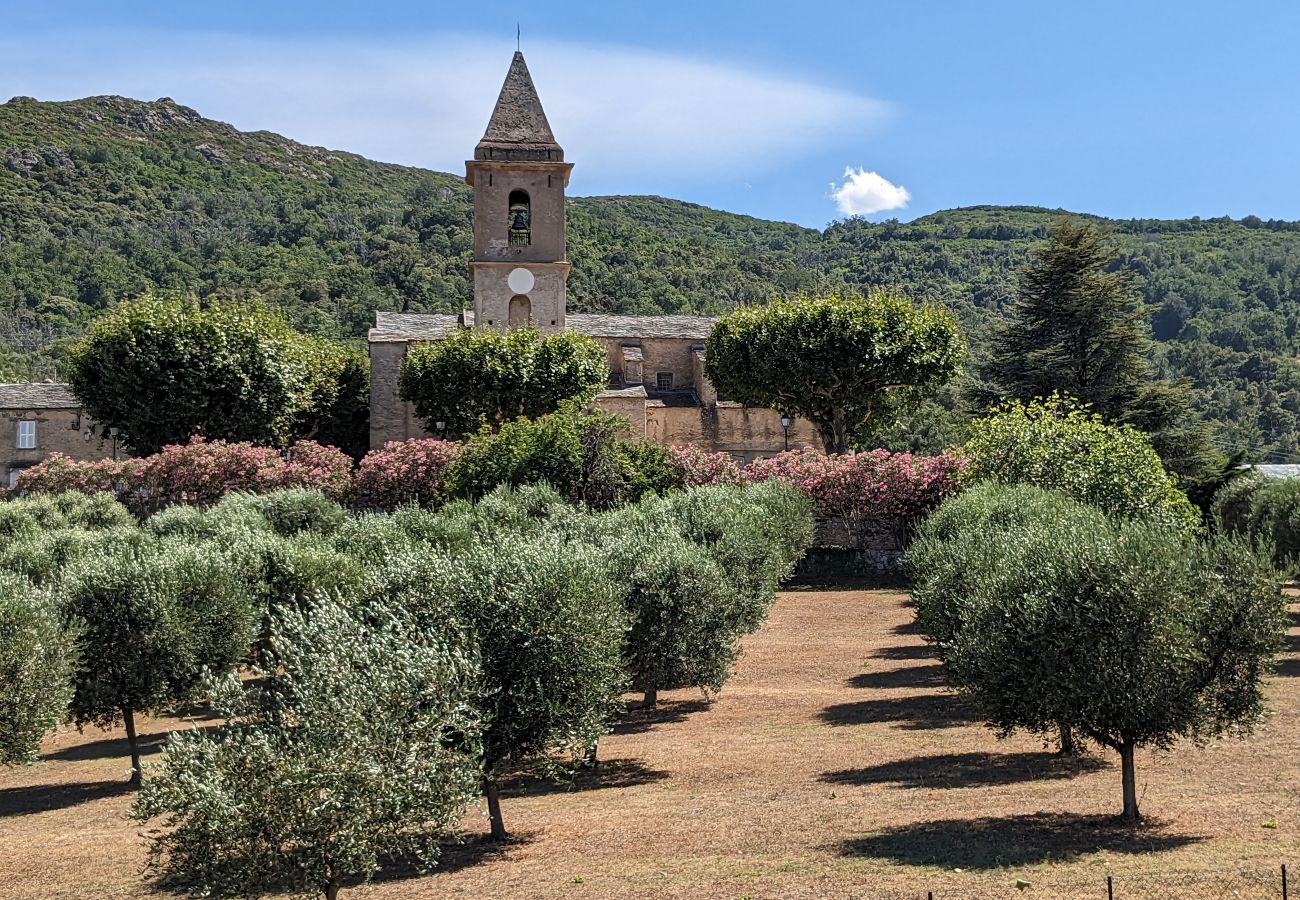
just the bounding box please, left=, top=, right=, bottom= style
left=2, top=1, right=1297, bottom=228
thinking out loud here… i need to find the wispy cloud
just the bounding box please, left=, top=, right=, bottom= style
left=0, top=31, right=891, bottom=190
left=830, top=166, right=910, bottom=216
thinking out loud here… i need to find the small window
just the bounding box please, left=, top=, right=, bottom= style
left=15, top=420, right=36, bottom=449
left=6, top=468, right=18, bottom=489
left=656, top=372, right=674, bottom=391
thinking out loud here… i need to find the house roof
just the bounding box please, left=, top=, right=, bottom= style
left=475, top=51, right=563, bottom=162
left=0, top=382, right=80, bottom=410
left=370, top=310, right=716, bottom=343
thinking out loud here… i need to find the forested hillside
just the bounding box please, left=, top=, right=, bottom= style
left=2, top=95, right=1298, bottom=460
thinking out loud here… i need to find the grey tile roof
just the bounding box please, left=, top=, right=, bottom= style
left=369, top=312, right=465, bottom=342
left=370, top=310, right=717, bottom=342
left=1253, top=464, right=1300, bottom=479
left=0, top=382, right=80, bottom=410
left=568, top=313, right=715, bottom=340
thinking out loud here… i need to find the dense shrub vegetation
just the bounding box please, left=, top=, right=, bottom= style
left=1213, top=474, right=1300, bottom=575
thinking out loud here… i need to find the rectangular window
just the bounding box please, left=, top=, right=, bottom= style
left=6, top=469, right=18, bottom=489
left=15, top=420, right=36, bottom=450
left=656, top=372, right=674, bottom=391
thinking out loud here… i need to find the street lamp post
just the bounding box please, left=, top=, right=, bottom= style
left=435, top=420, right=447, bottom=439
left=779, top=413, right=792, bottom=452
left=108, top=427, right=120, bottom=462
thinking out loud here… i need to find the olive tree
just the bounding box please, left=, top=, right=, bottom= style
left=132, top=596, right=482, bottom=900
left=428, top=535, right=627, bottom=839
left=0, top=573, right=77, bottom=764
left=910, top=483, right=1286, bottom=822
left=60, top=542, right=257, bottom=784
left=704, top=292, right=964, bottom=452
left=399, top=327, right=607, bottom=438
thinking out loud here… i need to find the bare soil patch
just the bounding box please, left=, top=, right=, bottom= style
left=3, top=589, right=1298, bottom=899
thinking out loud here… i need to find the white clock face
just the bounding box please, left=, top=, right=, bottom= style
left=507, top=267, right=535, bottom=294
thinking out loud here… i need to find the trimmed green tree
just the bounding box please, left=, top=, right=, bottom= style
left=132, top=596, right=482, bottom=900
left=399, top=327, right=607, bottom=439
left=704, top=291, right=964, bottom=452
left=910, top=483, right=1286, bottom=822
left=60, top=542, right=257, bottom=784
left=0, top=573, right=78, bottom=764
left=963, top=394, right=1200, bottom=532
left=65, top=295, right=345, bottom=454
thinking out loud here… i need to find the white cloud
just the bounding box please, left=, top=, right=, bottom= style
left=0, top=31, right=891, bottom=190
left=830, top=166, right=911, bottom=216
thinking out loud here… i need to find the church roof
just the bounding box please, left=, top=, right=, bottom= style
left=370, top=310, right=717, bottom=343
left=475, top=52, right=564, bottom=162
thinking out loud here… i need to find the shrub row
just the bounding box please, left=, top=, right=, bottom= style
left=1, top=481, right=813, bottom=896
left=1213, top=474, right=1300, bottom=575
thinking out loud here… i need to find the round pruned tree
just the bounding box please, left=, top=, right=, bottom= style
left=704, top=292, right=964, bottom=453
left=66, top=295, right=349, bottom=454
left=962, top=394, right=1200, bottom=533
left=60, top=541, right=257, bottom=785
left=0, top=572, right=78, bottom=764
left=132, top=595, right=483, bottom=900
left=399, top=327, right=607, bottom=439
left=910, top=483, right=1286, bottom=822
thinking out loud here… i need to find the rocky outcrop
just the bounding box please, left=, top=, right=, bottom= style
left=3, top=145, right=75, bottom=177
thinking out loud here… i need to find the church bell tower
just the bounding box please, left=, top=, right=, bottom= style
left=466, top=51, right=572, bottom=334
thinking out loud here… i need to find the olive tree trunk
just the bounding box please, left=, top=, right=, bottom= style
left=642, top=687, right=658, bottom=708
left=122, top=706, right=142, bottom=787
left=483, top=776, right=508, bottom=841
left=1057, top=723, right=1080, bottom=756
left=1120, top=741, right=1140, bottom=823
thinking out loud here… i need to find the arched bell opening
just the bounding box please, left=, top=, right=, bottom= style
left=508, top=190, right=531, bottom=246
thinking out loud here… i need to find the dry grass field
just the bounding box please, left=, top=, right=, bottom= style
left=2, top=588, right=1298, bottom=900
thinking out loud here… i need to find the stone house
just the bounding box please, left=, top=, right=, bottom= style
left=0, top=383, right=116, bottom=488
left=368, top=51, right=820, bottom=460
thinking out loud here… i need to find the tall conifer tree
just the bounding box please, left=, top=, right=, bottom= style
left=978, top=218, right=1220, bottom=484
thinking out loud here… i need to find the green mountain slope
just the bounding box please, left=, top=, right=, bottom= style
left=2, top=95, right=1298, bottom=460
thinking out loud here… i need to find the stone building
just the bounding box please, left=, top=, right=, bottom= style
left=0, top=383, right=116, bottom=488
left=369, top=51, right=819, bottom=460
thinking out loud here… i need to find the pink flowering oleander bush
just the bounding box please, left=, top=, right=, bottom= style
left=665, top=445, right=746, bottom=487
left=665, top=445, right=966, bottom=547
left=14, top=454, right=139, bottom=496
left=356, top=439, right=462, bottom=508
left=15, top=437, right=354, bottom=512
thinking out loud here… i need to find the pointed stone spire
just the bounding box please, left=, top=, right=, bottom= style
left=475, top=51, right=564, bottom=162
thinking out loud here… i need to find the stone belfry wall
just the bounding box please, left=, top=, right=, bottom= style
left=465, top=51, right=573, bottom=335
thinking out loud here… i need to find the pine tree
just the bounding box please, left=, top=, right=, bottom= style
left=980, top=218, right=1220, bottom=484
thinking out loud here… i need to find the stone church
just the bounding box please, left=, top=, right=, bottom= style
left=369, top=51, right=818, bottom=458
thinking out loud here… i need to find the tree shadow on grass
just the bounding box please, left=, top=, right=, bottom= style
left=848, top=663, right=946, bottom=691
left=0, top=779, right=132, bottom=817
left=1275, top=657, right=1300, bottom=678
left=612, top=698, right=710, bottom=736
left=42, top=722, right=219, bottom=763
left=892, top=619, right=925, bottom=636
left=498, top=757, right=669, bottom=799
left=840, top=812, right=1201, bottom=869
left=821, top=751, right=1109, bottom=790
left=820, top=692, right=977, bottom=730
left=873, top=644, right=937, bottom=661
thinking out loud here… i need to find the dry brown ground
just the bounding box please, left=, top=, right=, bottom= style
left=2, top=589, right=1298, bottom=900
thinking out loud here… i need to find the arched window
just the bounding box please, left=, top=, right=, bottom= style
left=508, top=190, right=530, bottom=246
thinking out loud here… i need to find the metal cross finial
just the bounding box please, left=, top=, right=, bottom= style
left=517, top=23, right=521, bottom=51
